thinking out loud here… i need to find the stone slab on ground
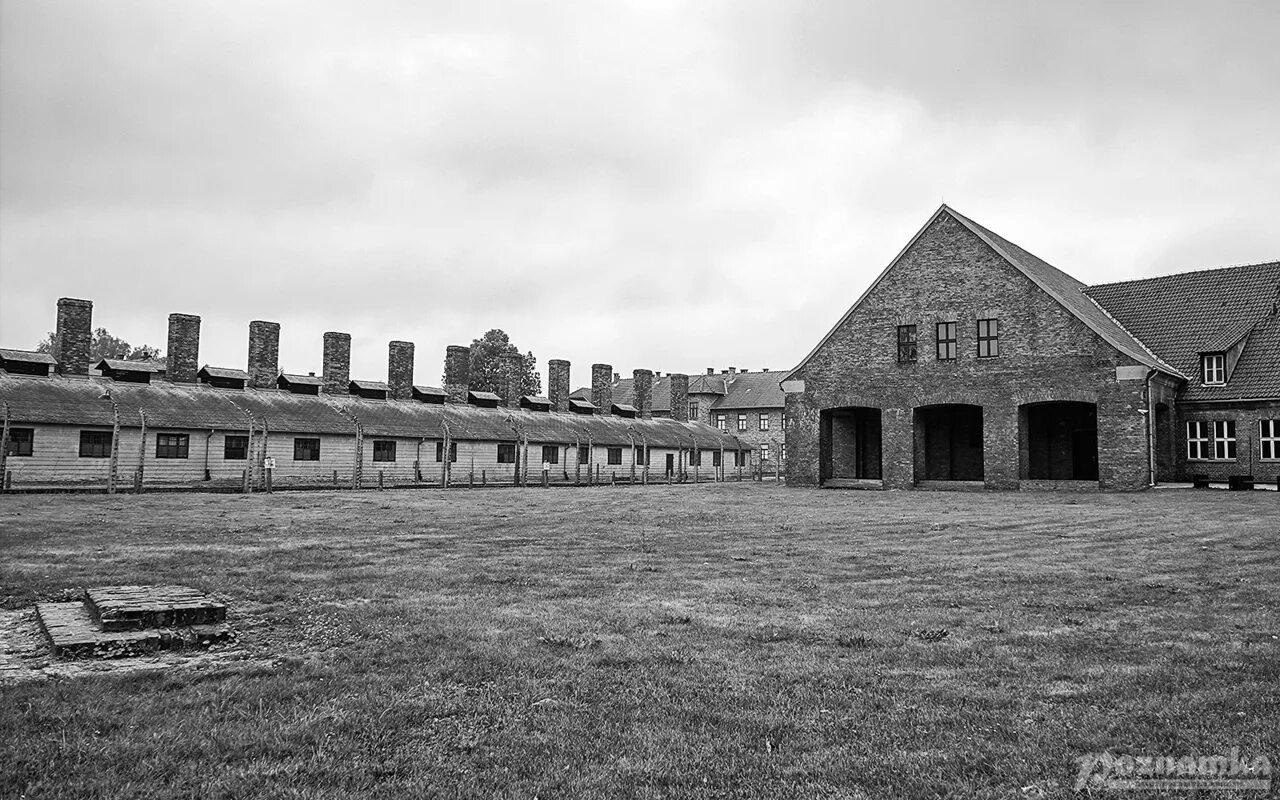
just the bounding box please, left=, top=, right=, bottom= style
left=35, top=602, right=162, bottom=658
left=35, top=602, right=236, bottom=659
left=85, top=585, right=226, bottom=631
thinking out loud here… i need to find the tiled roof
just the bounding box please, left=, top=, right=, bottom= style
left=279, top=373, right=324, bottom=386
left=97, top=358, right=162, bottom=373
left=713, top=371, right=788, bottom=411
left=0, top=374, right=751, bottom=451
left=0, top=348, right=57, bottom=365
left=1085, top=261, right=1280, bottom=401
left=198, top=365, right=250, bottom=381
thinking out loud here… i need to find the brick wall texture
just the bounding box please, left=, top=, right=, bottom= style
left=785, top=212, right=1154, bottom=491
left=548, top=359, right=570, bottom=412
left=633, top=369, right=653, bottom=419
left=443, top=345, right=470, bottom=403
left=592, top=363, right=613, bottom=415
left=247, top=321, right=280, bottom=389
left=387, top=341, right=414, bottom=400
left=322, top=332, right=351, bottom=395
left=55, top=298, right=92, bottom=376
left=166, top=313, right=201, bottom=384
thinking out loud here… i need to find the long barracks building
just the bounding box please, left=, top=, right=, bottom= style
left=0, top=299, right=747, bottom=490
left=782, top=205, right=1280, bottom=491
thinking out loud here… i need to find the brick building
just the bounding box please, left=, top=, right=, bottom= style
left=782, top=205, right=1280, bottom=491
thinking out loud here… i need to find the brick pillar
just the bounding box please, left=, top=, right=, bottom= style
left=54, top=297, right=92, bottom=375
left=165, top=313, right=200, bottom=383
left=634, top=369, right=653, bottom=419
left=247, top=321, right=280, bottom=389
left=548, top=359, right=570, bottom=413
left=388, top=340, right=414, bottom=400
left=322, top=332, right=351, bottom=395
left=669, top=373, right=689, bottom=422
left=592, top=363, right=613, bottom=415
left=504, top=353, right=524, bottom=409
left=443, top=345, right=470, bottom=403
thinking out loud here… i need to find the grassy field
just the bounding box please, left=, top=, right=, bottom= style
left=0, top=484, right=1276, bottom=798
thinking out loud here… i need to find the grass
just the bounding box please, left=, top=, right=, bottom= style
left=0, top=484, right=1276, bottom=798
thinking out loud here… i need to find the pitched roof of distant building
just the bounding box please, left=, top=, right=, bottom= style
left=0, top=348, right=57, bottom=365
left=1085, top=261, right=1280, bottom=400
left=198, top=365, right=250, bottom=381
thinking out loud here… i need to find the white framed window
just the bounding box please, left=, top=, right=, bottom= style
left=1187, top=421, right=1210, bottom=460
left=1202, top=354, right=1225, bottom=385
left=715, top=414, right=726, bottom=431
left=760, top=443, right=771, bottom=462
left=758, top=413, right=769, bottom=431
left=1261, top=420, right=1279, bottom=460
left=1213, top=420, right=1236, bottom=460
left=688, top=401, right=699, bottom=421
left=737, top=414, right=748, bottom=431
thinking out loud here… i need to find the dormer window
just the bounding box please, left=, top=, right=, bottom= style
left=1202, top=354, right=1225, bottom=385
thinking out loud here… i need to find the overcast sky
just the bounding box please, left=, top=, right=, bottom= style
left=2, top=1, right=1278, bottom=387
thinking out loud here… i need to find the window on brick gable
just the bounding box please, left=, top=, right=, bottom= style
left=688, top=401, right=699, bottom=421
left=936, top=322, right=957, bottom=360
left=715, top=414, right=726, bottom=431
left=977, top=319, right=999, bottom=358
left=1202, top=354, right=1225, bottom=385
left=897, top=325, right=917, bottom=363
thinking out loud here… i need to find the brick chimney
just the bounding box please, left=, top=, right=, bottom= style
left=388, top=340, right=414, bottom=400
left=443, top=345, right=470, bottom=403
left=706, top=367, right=714, bottom=375
left=322, top=332, right=351, bottom=395
left=54, top=297, right=92, bottom=376
left=669, top=373, right=689, bottom=422
left=548, top=359, right=570, bottom=412
left=591, top=363, right=613, bottom=415
left=247, top=320, right=280, bottom=389
left=166, top=313, right=200, bottom=383
left=504, top=353, right=523, bottom=409
left=634, top=369, right=653, bottom=419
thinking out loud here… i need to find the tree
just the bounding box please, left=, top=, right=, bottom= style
left=460, top=329, right=541, bottom=397
left=34, top=327, right=164, bottom=362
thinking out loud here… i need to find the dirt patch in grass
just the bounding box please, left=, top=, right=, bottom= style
left=1, top=484, right=1276, bottom=797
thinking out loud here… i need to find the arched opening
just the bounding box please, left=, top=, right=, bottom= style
left=914, top=404, right=984, bottom=482
left=819, top=407, right=881, bottom=483
left=1019, top=401, right=1098, bottom=481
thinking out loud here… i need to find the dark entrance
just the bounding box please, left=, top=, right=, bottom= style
left=1021, top=402, right=1098, bottom=480
left=665, top=453, right=675, bottom=477
left=1154, top=403, right=1173, bottom=483
left=915, top=404, right=984, bottom=481
left=819, top=407, right=882, bottom=481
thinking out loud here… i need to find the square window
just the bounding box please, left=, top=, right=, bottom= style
left=497, top=443, right=517, bottom=463
left=435, top=441, right=458, bottom=462
left=1186, top=421, right=1210, bottom=460
left=635, top=446, right=648, bottom=466
left=1261, top=419, right=1279, bottom=460
left=541, top=445, right=559, bottom=465
left=4, top=428, right=33, bottom=457
left=155, top=433, right=189, bottom=459
left=293, top=437, right=321, bottom=461
left=897, top=325, right=917, bottom=363
left=607, top=447, right=622, bottom=465
left=224, top=435, right=248, bottom=460
left=758, top=413, right=769, bottom=431
left=977, top=319, right=999, bottom=358
left=79, top=430, right=112, bottom=458
left=1202, top=354, right=1225, bottom=385
left=936, top=321, right=957, bottom=360
left=372, top=440, right=396, bottom=462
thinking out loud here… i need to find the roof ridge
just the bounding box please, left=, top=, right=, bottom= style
left=1088, top=259, right=1280, bottom=291
left=1078, top=292, right=1186, bottom=378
